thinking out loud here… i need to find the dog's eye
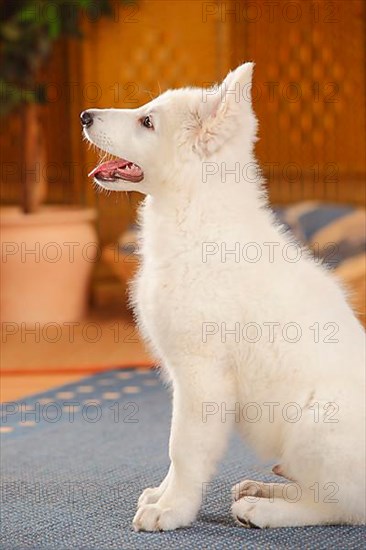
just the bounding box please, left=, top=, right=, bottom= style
left=142, top=115, right=154, bottom=129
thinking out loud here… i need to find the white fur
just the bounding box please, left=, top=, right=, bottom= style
left=83, top=63, right=366, bottom=531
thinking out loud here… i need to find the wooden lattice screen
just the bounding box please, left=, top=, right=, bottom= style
left=232, top=0, right=366, bottom=205
left=1, top=0, right=365, bottom=249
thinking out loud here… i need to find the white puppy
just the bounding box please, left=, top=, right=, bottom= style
left=82, top=63, right=365, bottom=531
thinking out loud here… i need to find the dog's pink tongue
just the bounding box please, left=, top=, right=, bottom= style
left=89, top=159, right=128, bottom=178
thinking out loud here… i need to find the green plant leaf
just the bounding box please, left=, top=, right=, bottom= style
left=0, top=0, right=129, bottom=116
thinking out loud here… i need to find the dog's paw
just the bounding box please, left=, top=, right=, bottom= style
left=137, top=486, right=164, bottom=508
left=232, top=479, right=262, bottom=501
left=232, top=497, right=277, bottom=529
left=132, top=503, right=193, bottom=532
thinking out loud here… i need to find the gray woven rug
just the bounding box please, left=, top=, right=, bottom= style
left=1, top=368, right=364, bottom=549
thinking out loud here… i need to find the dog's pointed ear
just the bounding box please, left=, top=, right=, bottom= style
left=220, top=62, right=254, bottom=110
left=201, top=62, right=255, bottom=118
left=195, top=62, right=257, bottom=156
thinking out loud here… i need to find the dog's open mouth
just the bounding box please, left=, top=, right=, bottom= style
left=89, top=159, right=144, bottom=183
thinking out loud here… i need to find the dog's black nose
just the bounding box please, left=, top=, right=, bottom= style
left=80, top=111, right=93, bottom=128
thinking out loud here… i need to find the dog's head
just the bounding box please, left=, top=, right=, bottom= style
left=81, top=62, right=257, bottom=195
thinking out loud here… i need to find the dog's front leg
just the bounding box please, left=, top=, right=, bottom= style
left=133, top=360, right=236, bottom=532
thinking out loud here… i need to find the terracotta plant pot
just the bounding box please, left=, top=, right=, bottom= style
left=0, top=206, right=98, bottom=324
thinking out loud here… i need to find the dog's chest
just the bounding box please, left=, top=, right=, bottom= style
left=135, top=259, right=202, bottom=326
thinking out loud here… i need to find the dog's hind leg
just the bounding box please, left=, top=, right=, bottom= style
left=272, top=464, right=295, bottom=480
left=232, top=495, right=342, bottom=528
left=232, top=479, right=291, bottom=501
